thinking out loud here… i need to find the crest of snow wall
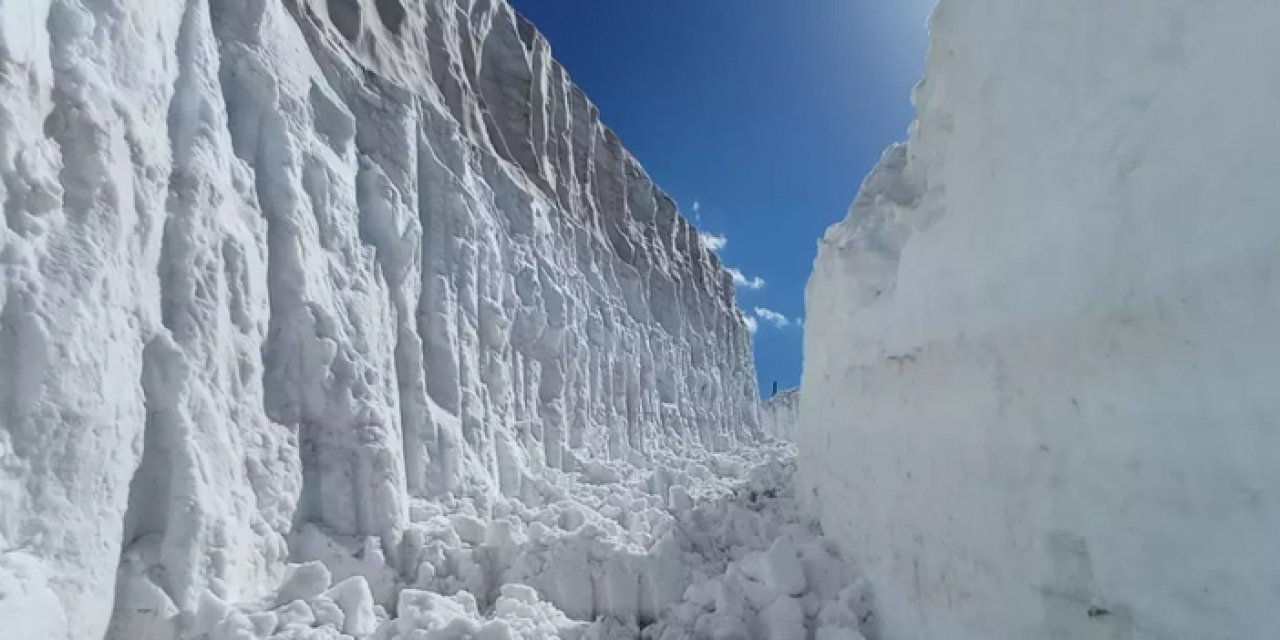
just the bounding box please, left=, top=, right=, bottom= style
left=799, top=2, right=1280, bottom=639
left=0, top=0, right=760, bottom=637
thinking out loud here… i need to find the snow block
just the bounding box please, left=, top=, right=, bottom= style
left=326, top=576, right=377, bottom=637
left=763, top=537, right=807, bottom=597
left=274, top=561, right=332, bottom=606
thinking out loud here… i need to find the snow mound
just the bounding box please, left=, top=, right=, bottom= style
left=800, top=1, right=1280, bottom=638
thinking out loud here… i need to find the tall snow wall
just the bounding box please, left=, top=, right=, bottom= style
left=799, top=2, right=1280, bottom=639
left=0, top=0, right=759, bottom=637
left=760, top=388, right=799, bottom=441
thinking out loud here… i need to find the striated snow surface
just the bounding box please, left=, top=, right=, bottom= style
left=800, top=1, right=1280, bottom=639
left=0, top=0, right=767, bottom=638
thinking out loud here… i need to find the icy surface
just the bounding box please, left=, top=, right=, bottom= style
left=800, top=1, right=1280, bottom=639
left=0, top=1, right=761, bottom=637
left=758, top=388, right=799, bottom=441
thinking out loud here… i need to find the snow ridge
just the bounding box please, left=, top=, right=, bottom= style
left=0, top=1, right=759, bottom=638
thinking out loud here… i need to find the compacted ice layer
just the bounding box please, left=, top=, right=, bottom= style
left=187, top=445, right=871, bottom=640
left=0, top=0, right=759, bottom=638
left=799, top=1, right=1280, bottom=639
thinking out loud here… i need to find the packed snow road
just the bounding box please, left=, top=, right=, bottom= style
left=162, top=443, right=870, bottom=640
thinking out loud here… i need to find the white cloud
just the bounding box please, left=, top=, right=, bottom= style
left=743, top=316, right=758, bottom=333
left=753, top=306, right=791, bottom=328
left=699, top=231, right=727, bottom=252
left=728, top=267, right=766, bottom=290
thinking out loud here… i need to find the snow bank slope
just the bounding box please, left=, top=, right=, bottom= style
left=0, top=1, right=758, bottom=637
left=799, top=2, right=1280, bottom=639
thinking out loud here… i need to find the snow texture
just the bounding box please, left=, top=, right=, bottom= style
left=222, top=446, right=869, bottom=640
left=0, top=1, right=761, bottom=638
left=759, top=389, right=798, bottom=441
left=800, top=2, right=1280, bottom=639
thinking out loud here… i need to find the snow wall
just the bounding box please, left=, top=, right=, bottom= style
left=799, top=2, right=1280, bottom=639
left=760, top=388, right=799, bottom=441
left=0, top=1, right=760, bottom=637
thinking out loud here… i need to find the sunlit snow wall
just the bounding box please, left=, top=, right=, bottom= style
left=0, top=0, right=759, bottom=637
left=799, top=2, right=1280, bottom=639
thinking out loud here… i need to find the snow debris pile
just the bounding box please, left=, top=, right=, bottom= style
left=0, top=0, right=762, bottom=638
left=172, top=445, right=870, bottom=640
left=800, top=0, right=1280, bottom=638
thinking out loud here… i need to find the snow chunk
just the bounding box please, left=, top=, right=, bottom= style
left=581, top=459, right=623, bottom=485
left=325, top=576, right=377, bottom=637
left=275, top=599, right=316, bottom=630
left=309, top=595, right=346, bottom=630
left=763, top=537, right=807, bottom=597
left=451, top=514, right=489, bottom=546
left=274, top=561, right=332, bottom=606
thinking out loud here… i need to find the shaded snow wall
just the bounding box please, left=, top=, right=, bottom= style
left=799, top=2, right=1280, bottom=639
left=0, top=0, right=759, bottom=637
left=760, top=388, right=799, bottom=441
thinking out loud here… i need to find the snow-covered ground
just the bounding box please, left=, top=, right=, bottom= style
left=800, top=1, right=1280, bottom=638
left=155, top=444, right=870, bottom=640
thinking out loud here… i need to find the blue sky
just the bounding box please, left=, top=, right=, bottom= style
left=509, top=0, right=934, bottom=395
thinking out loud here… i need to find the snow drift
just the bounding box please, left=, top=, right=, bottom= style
left=799, top=1, right=1280, bottom=639
left=0, top=1, right=760, bottom=637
